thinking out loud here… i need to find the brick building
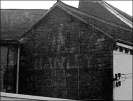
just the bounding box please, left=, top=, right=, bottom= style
left=0, top=0, right=132, bottom=100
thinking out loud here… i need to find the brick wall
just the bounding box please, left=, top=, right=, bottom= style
left=19, top=7, right=114, bottom=100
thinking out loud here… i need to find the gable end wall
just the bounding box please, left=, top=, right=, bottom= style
left=19, top=7, right=114, bottom=100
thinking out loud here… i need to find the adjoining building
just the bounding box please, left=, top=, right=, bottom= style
left=0, top=0, right=132, bottom=100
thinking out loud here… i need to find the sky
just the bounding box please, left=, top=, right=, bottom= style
left=1, top=1, right=132, bottom=16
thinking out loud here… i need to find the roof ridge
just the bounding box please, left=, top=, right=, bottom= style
left=20, top=1, right=113, bottom=41
left=61, top=2, right=132, bottom=31
left=19, top=1, right=132, bottom=45
left=59, top=1, right=132, bottom=44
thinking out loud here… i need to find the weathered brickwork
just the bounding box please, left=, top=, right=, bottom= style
left=0, top=45, right=18, bottom=93
left=19, top=7, right=114, bottom=100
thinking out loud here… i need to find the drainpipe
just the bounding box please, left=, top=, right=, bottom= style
left=16, top=46, right=20, bottom=93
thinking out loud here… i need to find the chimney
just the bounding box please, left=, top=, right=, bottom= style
left=78, top=0, right=104, bottom=15
left=57, top=0, right=61, bottom=2
left=78, top=0, right=103, bottom=8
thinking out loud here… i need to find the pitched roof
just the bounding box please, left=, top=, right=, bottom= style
left=1, top=9, right=47, bottom=40
left=78, top=0, right=132, bottom=29
left=55, top=1, right=133, bottom=45
left=1, top=1, right=133, bottom=45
